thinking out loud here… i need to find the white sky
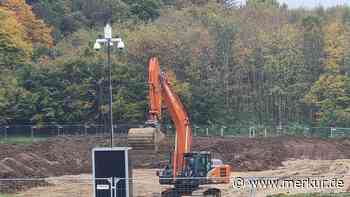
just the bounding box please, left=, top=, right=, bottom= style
left=238, top=0, right=350, bottom=8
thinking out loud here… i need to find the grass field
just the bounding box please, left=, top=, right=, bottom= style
left=0, top=194, right=14, bottom=197
left=0, top=136, right=47, bottom=145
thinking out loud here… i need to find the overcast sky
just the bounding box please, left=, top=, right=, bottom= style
left=239, top=0, right=350, bottom=8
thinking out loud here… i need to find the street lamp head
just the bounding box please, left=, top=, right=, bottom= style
left=104, top=23, right=112, bottom=39
left=93, top=41, right=101, bottom=50
left=117, top=40, right=125, bottom=49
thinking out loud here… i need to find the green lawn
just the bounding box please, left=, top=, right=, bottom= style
left=0, top=194, right=14, bottom=197
left=269, top=193, right=350, bottom=197
left=0, top=136, right=47, bottom=145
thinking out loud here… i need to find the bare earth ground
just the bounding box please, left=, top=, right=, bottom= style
left=14, top=159, right=350, bottom=197
left=2, top=135, right=350, bottom=195
left=226, top=159, right=350, bottom=197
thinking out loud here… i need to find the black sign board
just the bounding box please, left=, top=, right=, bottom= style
left=92, top=147, right=132, bottom=197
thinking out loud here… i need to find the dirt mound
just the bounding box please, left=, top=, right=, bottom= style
left=192, top=137, right=350, bottom=171
left=2, top=136, right=350, bottom=177
left=2, top=135, right=350, bottom=192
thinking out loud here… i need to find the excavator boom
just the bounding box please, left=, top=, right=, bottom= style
left=129, top=57, right=192, bottom=177
left=160, top=71, right=192, bottom=178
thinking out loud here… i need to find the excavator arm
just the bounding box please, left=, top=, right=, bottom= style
left=128, top=57, right=192, bottom=164
left=147, top=58, right=162, bottom=125
left=160, top=71, right=192, bottom=178
left=149, top=57, right=193, bottom=178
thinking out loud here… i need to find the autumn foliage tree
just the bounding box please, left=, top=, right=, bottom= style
left=0, top=7, right=32, bottom=68
left=0, top=0, right=53, bottom=48
left=3, top=1, right=350, bottom=128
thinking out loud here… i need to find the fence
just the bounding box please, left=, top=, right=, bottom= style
left=0, top=124, right=142, bottom=144
left=172, top=124, right=350, bottom=138
left=1, top=124, right=350, bottom=144
left=0, top=175, right=348, bottom=197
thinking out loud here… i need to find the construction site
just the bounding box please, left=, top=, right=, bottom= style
left=2, top=43, right=350, bottom=197
left=3, top=0, right=350, bottom=196
left=2, top=39, right=350, bottom=197
left=1, top=134, right=350, bottom=196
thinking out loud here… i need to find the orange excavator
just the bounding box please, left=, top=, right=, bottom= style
left=128, top=57, right=231, bottom=197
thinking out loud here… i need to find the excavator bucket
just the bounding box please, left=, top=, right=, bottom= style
left=128, top=127, right=165, bottom=151
left=127, top=58, right=165, bottom=151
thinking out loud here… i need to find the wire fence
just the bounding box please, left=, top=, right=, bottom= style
left=0, top=124, right=141, bottom=144
left=177, top=125, right=350, bottom=139
left=0, top=124, right=350, bottom=144
left=0, top=175, right=349, bottom=197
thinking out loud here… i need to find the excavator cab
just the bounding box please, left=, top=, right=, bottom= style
left=158, top=152, right=210, bottom=186
left=181, top=152, right=211, bottom=178
left=159, top=152, right=230, bottom=187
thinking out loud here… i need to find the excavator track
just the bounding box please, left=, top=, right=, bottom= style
left=161, top=187, right=221, bottom=197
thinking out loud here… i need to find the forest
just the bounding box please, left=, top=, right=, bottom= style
left=1, top=0, right=350, bottom=128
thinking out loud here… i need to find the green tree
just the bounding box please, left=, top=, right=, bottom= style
left=323, top=21, right=346, bottom=73
left=305, top=74, right=350, bottom=127
left=246, top=0, right=280, bottom=7
left=302, top=16, right=324, bottom=82
left=125, top=0, right=162, bottom=21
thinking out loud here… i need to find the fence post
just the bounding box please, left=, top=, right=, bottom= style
left=330, top=127, right=335, bottom=138
left=264, top=128, right=267, bottom=137
left=249, top=127, right=256, bottom=138
left=220, top=126, right=226, bottom=137
left=57, top=125, right=63, bottom=136
left=113, top=125, right=117, bottom=136
left=206, top=127, right=209, bottom=136
left=4, top=126, right=9, bottom=141
left=84, top=125, right=89, bottom=136
left=277, top=125, right=282, bottom=136
left=303, top=127, right=309, bottom=137
left=31, top=126, right=36, bottom=140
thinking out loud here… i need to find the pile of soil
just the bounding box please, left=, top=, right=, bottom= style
left=1, top=135, right=350, bottom=192
left=193, top=136, right=350, bottom=171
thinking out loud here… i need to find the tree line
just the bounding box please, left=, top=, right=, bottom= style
left=1, top=0, right=350, bottom=128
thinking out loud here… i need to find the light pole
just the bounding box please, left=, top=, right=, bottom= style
left=94, top=23, right=125, bottom=147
